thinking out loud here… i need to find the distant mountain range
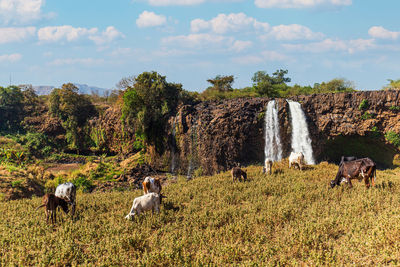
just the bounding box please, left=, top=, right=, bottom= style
left=32, top=84, right=112, bottom=96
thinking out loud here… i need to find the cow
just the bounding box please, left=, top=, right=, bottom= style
left=263, top=158, right=273, bottom=175
left=231, top=167, right=247, bottom=182
left=142, top=177, right=162, bottom=195
left=330, top=157, right=376, bottom=189
left=125, top=193, right=165, bottom=220
left=289, top=152, right=305, bottom=170
left=36, top=194, right=69, bottom=224
left=339, top=156, right=357, bottom=166
left=55, top=182, right=76, bottom=216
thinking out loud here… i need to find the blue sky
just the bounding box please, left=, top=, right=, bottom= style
left=0, top=0, right=399, bottom=92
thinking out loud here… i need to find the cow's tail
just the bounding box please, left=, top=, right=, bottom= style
left=36, top=204, right=45, bottom=210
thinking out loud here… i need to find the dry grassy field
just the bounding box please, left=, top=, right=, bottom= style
left=1, top=161, right=400, bottom=265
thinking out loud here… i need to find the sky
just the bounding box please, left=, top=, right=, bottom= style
left=0, top=0, right=399, bottom=92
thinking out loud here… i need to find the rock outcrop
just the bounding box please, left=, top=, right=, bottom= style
left=167, top=90, right=400, bottom=174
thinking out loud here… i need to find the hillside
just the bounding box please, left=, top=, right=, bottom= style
left=1, top=162, right=400, bottom=265
left=32, top=83, right=111, bottom=96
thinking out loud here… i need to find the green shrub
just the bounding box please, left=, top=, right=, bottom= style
left=389, top=106, right=400, bottom=111
left=385, top=131, right=400, bottom=147
left=359, top=99, right=369, bottom=110
left=360, top=112, right=375, bottom=120
left=72, top=175, right=93, bottom=193
left=11, top=180, right=22, bottom=188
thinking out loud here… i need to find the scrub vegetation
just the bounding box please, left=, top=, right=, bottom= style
left=1, top=161, right=400, bottom=265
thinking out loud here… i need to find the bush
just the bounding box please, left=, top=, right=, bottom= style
left=360, top=112, right=375, bottom=120
left=72, top=175, right=93, bottom=193
left=385, top=131, right=400, bottom=147
left=359, top=99, right=369, bottom=110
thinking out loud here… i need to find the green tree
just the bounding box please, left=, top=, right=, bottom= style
left=252, top=70, right=291, bottom=97
left=316, top=78, right=355, bottom=93
left=49, top=83, right=97, bottom=151
left=0, top=86, right=24, bottom=132
left=383, top=79, right=400, bottom=90
left=206, top=75, right=234, bottom=92
left=121, top=71, right=182, bottom=153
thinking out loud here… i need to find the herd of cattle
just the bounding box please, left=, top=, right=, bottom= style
left=36, top=152, right=377, bottom=224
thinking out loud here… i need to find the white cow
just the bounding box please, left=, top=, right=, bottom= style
left=55, top=182, right=76, bottom=216
left=289, top=152, right=305, bottom=170
left=125, top=193, right=164, bottom=220
left=142, top=177, right=162, bottom=195
left=263, top=158, right=273, bottom=175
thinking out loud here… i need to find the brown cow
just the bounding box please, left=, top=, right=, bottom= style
left=330, top=157, right=376, bottom=189
left=36, top=193, right=69, bottom=224
left=231, top=167, right=247, bottom=182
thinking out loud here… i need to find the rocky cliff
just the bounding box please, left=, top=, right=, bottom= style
left=167, top=90, right=400, bottom=174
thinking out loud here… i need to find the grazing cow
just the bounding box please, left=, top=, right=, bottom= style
left=142, top=177, right=162, bottom=195
left=125, top=193, right=165, bottom=220
left=339, top=156, right=357, bottom=166
left=231, top=167, right=247, bottom=182
left=36, top=193, right=69, bottom=224
left=289, top=152, right=305, bottom=170
left=330, top=157, right=377, bottom=189
left=263, top=159, right=273, bottom=175
left=55, top=182, right=76, bottom=216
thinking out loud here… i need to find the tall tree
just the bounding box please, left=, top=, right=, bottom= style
left=49, top=83, right=97, bottom=151
left=122, top=71, right=182, bottom=153
left=0, top=86, right=24, bottom=132
left=207, top=75, right=234, bottom=92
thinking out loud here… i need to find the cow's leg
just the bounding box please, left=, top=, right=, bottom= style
left=347, top=177, right=353, bottom=188
left=364, top=176, right=370, bottom=189
left=45, top=210, right=49, bottom=224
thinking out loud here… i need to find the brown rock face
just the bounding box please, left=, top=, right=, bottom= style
left=167, top=90, right=400, bottom=174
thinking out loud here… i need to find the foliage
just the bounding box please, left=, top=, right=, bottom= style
left=198, top=87, right=257, bottom=101
left=360, top=112, right=375, bottom=120
left=389, top=105, right=400, bottom=111
left=383, top=79, right=400, bottom=90
left=14, top=132, right=54, bottom=158
left=251, top=70, right=290, bottom=97
left=72, top=175, right=94, bottom=193
left=121, top=72, right=182, bottom=153
left=359, top=99, right=369, bottom=110
left=385, top=131, right=400, bottom=147
left=369, top=126, right=381, bottom=138
left=49, top=83, right=97, bottom=151
left=1, top=164, right=400, bottom=265
left=206, top=75, right=234, bottom=92
left=0, top=86, right=24, bottom=132
left=315, top=78, right=355, bottom=93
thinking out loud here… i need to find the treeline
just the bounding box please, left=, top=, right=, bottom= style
left=0, top=70, right=396, bottom=162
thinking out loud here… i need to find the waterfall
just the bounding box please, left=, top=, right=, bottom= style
left=287, top=100, right=315, bottom=165
left=264, top=100, right=283, bottom=163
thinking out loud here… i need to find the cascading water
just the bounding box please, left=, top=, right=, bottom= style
left=264, top=100, right=283, bottom=163
left=287, top=100, right=315, bottom=165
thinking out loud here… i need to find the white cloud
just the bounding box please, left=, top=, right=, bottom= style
left=255, top=0, right=352, bottom=9
left=162, top=33, right=229, bottom=48
left=146, top=0, right=204, bottom=6
left=231, top=40, right=252, bottom=51
left=0, top=26, right=35, bottom=43
left=191, top=13, right=269, bottom=34
left=38, top=25, right=123, bottom=45
left=38, top=25, right=97, bottom=42
left=267, top=24, right=324, bottom=40
left=48, top=58, right=104, bottom=66
left=368, top=26, right=400, bottom=40
left=89, top=26, right=124, bottom=45
left=0, top=0, right=46, bottom=24
left=136, top=11, right=167, bottom=28
left=283, top=38, right=375, bottom=53
left=0, top=53, right=21, bottom=62
left=231, top=50, right=288, bottom=64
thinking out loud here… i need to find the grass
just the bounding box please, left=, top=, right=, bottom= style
left=1, top=161, right=400, bottom=265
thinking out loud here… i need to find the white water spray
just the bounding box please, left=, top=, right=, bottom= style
left=264, top=100, right=283, bottom=163
left=287, top=100, right=315, bottom=165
